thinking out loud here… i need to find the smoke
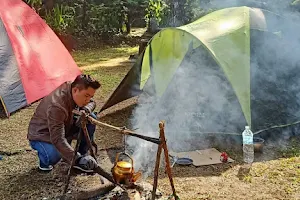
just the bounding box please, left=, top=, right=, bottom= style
left=126, top=0, right=300, bottom=177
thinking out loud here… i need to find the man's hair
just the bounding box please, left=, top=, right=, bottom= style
left=71, top=74, right=101, bottom=90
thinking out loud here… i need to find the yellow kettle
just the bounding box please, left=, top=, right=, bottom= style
left=111, top=152, right=141, bottom=185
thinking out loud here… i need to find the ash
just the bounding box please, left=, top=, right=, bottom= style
left=92, top=181, right=166, bottom=200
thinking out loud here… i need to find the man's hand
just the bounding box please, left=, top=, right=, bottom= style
left=82, top=99, right=96, bottom=114
left=75, top=155, right=98, bottom=171
left=75, top=110, right=88, bottom=127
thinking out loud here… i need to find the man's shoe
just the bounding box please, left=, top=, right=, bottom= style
left=39, top=165, right=53, bottom=171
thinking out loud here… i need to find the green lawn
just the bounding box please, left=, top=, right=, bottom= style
left=73, top=45, right=139, bottom=102
left=73, top=46, right=139, bottom=67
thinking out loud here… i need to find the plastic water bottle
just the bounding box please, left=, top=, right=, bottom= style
left=242, top=126, right=254, bottom=163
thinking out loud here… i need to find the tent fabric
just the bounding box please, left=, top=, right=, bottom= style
left=100, top=52, right=145, bottom=111
left=100, top=6, right=300, bottom=134
left=0, top=0, right=81, bottom=116
left=179, top=7, right=251, bottom=126
left=0, top=18, right=26, bottom=115
left=145, top=29, right=198, bottom=97
left=101, top=6, right=254, bottom=116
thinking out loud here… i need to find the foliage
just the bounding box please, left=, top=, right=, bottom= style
left=145, top=0, right=166, bottom=26
left=23, top=0, right=300, bottom=37
left=22, top=0, right=215, bottom=36
left=23, top=0, right=43, bottom=13
left=84, top=1, right=127, bottom=35
left=145, top=0, right=214, bottom=28
left=24, top=0, right=42, bottom=7
left=44, top=4, right=76, bottom=34
left=24, top=0, right=143, bottom=36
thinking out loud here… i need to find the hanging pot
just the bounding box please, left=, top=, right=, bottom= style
left=112, top=152, right=141, bottom=184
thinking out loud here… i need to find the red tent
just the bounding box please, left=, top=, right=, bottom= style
left=0, top=0, right=81, bottom=117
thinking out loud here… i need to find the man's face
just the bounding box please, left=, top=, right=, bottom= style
left=72, top=86, right=96, bottom=107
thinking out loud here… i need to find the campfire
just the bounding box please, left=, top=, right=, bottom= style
left=62, top=110, right=179, bottom=200
left=93, top=182, right=164, bottom=200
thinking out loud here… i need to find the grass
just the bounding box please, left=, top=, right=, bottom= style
left=279, top=137, right=300, bottom=158
left=249, top=156, right=300, bottom=196
left=84, top=67, right=130, bottom=101
left=76, top=45, right=138, bottom=103
left=0, top=44, right=300, bottom=200
left=73, top=45, right=139, bottom=67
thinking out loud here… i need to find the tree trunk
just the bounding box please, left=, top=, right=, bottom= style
left=42, top=0, right=55, bottom=10
left=82, top=0, right=87, bottom=29
left=126, top=13, right=131, bottom=34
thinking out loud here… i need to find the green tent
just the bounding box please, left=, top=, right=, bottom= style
left=100, top=6, right=300, bottom=135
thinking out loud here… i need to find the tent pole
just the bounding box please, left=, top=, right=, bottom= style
left=0, top=96, right=9, bottom=117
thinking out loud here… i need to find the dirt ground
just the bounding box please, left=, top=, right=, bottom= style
left=1, top=99, right=299, bottom=200
left=0, top=44, right=300, bottom=200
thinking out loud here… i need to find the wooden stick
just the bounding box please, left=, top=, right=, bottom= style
left=151, top=143, right=163, bottom=200
left=91, top=116, right=160, bottom=144
left=63, top=127, right=83, bottom=195
left=159, top=121, right=178, bottom=200
left=72, top=110, right=160, bottom=145
left=81, top=119, right=96, bottom=159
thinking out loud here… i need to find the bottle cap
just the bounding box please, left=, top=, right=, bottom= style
left=245, top=126, right=250, bottom=129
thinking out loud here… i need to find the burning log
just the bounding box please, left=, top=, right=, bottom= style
left=94, top=181, right=164, bottom=200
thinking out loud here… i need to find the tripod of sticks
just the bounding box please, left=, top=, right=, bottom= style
left=63, top=110, right=179, bottom=200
